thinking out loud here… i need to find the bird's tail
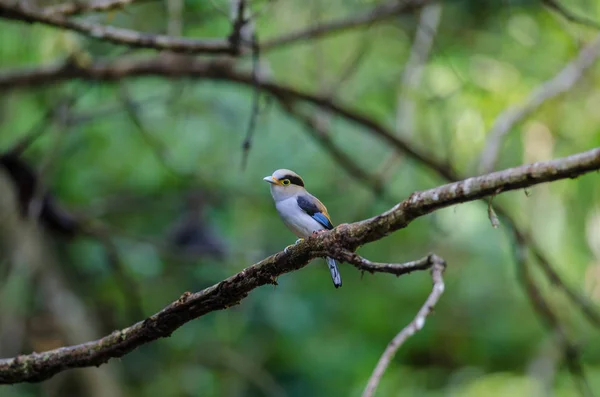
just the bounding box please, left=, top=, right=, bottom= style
left=326, top=257, right=342, bottom=288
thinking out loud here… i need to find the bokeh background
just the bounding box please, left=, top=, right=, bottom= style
left=1, top=0, right=600, bottom=396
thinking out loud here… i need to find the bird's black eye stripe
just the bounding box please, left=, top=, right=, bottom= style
left=281, top=175, right=304, bottom=187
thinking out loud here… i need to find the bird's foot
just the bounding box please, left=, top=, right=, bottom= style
left=284, top=238, right=304, bottom=254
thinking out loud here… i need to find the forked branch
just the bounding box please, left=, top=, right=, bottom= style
left=0, top=148, right=599, bottom=384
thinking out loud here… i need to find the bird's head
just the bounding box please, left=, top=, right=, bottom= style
left=263, top=169, right=306, bottom=201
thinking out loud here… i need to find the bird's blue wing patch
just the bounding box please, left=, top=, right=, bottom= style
left=297, top=195, right=333, bottom=230
left=311, top=212, right=334, bottom=230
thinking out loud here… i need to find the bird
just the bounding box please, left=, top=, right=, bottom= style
left=263, top=169, right=342, bottom=288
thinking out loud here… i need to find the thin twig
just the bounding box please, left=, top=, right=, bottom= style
left=295, top=0, right=377, bottom=171
left=362, top=256, right=446, bottom=397
left=324, top=31, right=373, bottom=97
left=239, top=39, right=261, bottom=170
left=234, top=0, right=262, bottom=170
left=208, top=0, right=230, bottom=18
left=260, top=0, right=434, bottom=51
left=0, top=2, right=234, bottom=55
left=118, top=83, right=190, bottom=179
left=28, top=97, right=74, bottom=222
left=43, top=0, right=151, bottom=16
left=478, top=33, right=600, bottom=174
left=279, top=102, right=389, bottom=199
left=6, top=95, right=75, bottom=156
left=368, top=2, right=443, bottom=208
left=542, top=0, right=600, bottom=30
left=525, top=229, right=600, bottom=328
left=80, top=223, right=145, bottom=322
left=5, top=85, right=94, bottom=156
left=515, top=236, right=594, bottom=397
left=395, top=2, right=442, bottom=137
left=336, top=251, right=442, bottom=277
left=490, top=205, right=600, bottom=333
left=228, top=0, right=248, bottom=51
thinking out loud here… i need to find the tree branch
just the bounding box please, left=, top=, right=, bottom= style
left=278, top=102, right=388, bottom=198
left=478, top=33, right=600, bottom=174
left=1, top=148, right=599, bottom=384
left=395, top=2, right=442, bottom=137
left=117, top=83, right=191, bottom=179
left=0, top=2, right=234, bottom=54
left=229, top=0, right=262, bottom=169
left=542, top=0, right=600, bottom=30
left=260, top=0, right=434, bottom=51
left=515, top=235, right=594, bottom=396
left=362, top=256, right=446, bottom=397
left=335, top=251, right=441, bottom=277
left=528, top=235, right=600, bottom=328
left=43, top=0, right=148, bottom=16
left=0, top=56, right=452, bottom=181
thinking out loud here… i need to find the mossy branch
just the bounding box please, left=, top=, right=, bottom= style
left=1, top=148, right=599, bottom=384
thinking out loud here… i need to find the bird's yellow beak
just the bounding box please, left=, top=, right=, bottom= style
left=263, top=176, right=278, bottom=184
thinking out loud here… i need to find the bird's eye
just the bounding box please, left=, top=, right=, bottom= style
left=282, top=179, right=291, bottom=186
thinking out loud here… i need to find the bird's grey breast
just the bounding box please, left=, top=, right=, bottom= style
left=275, top=197, right=324, bottom=238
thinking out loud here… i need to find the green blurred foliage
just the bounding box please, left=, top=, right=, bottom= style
left=1, top=0, right=600, bottom=396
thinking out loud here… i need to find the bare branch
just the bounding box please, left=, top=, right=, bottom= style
left=490, top=206, right=600, bottom=334
left=324, top=32, right=372, bottom=97
left=478, top=33, right=600, bottom=174
left=395, top=2, right=442, bottom=137
left=368, top=2, right=442, bottom=207
left=0, top=56, right=453, bottom=181
left=43, top=0, right=148, bottom=16
left=279, top=102, right=387, bottom=198
left=228, top=0, right=249, bottom=49
left=542, top=0, right=600, bottom=30
left=84, top=223, right=145, bottom=322
left=240, top=40, right=261, bottom=170
left=0, top=2, right=234, bottom=54
left=117, top=83, right=191, bottom=179
left=0, top=148, right=599, bottom=384
left=526, top=231, right=600, bottom=329
left=362, top=256, right=446, bottom=397
left=335, top=251, right=440, bottom=276
left=229, top=0, right=262, bottom=169
left=260, top=0, right=434, bottom=51
left=515, top=236, right=594, bottom=396
left=6, top=92, right=83, bottom=156
left=487, top=197, right=500, bottom=228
